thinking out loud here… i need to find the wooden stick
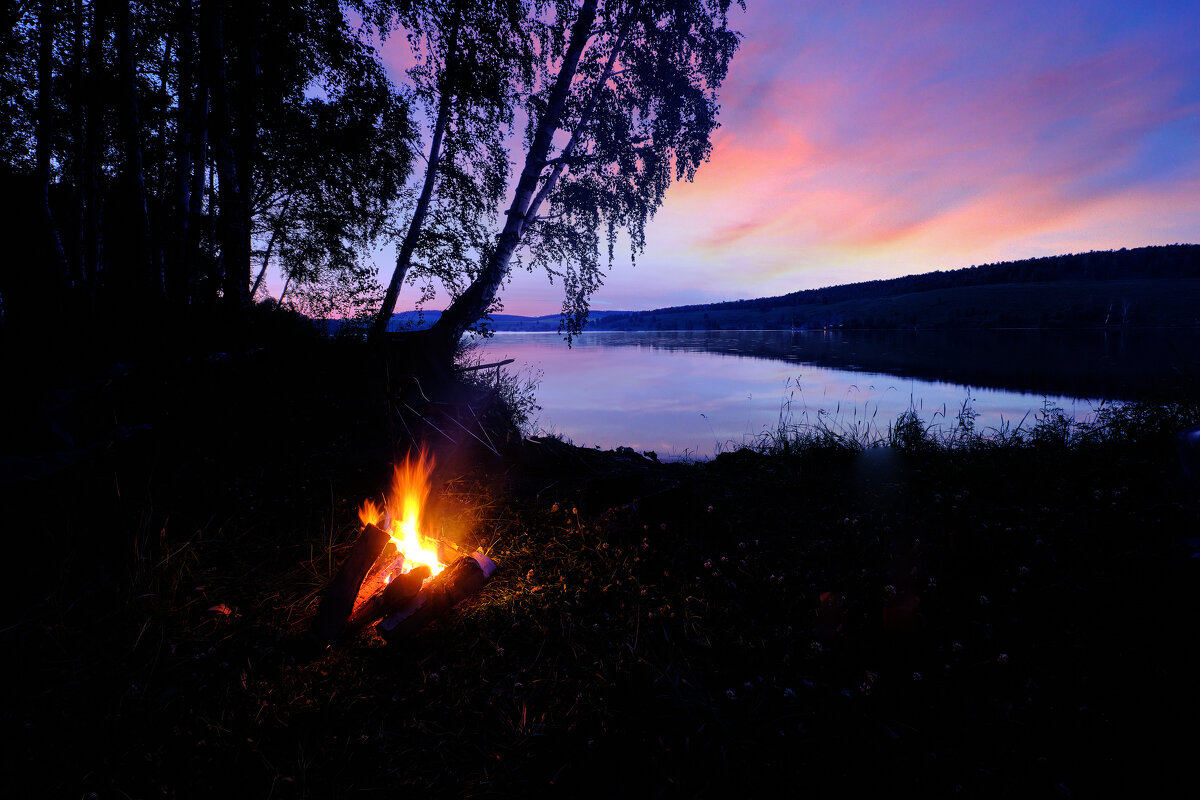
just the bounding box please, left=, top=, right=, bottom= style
left=307, top=522, right=392, bottom=647
left=344, top=565, right=431, bottom=635
left=378, top=552, right=497, bottom=643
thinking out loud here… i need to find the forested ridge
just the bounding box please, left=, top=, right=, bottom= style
left=590, top=244, right=1200, bottom=330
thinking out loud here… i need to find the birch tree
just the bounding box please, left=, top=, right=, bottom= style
left=388, top=0, right=743, bottom=366
left=369, top=0, right=537, bottom=340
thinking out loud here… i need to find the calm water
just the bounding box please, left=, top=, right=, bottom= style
left=475, top=329, right=1199, bottom=459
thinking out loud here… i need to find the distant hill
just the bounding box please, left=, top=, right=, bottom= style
left=590, top=245, right=1200, bottom=331
left=379, top=245, right=1200, bottom=334
left=386, top=309, right=631, bottom=333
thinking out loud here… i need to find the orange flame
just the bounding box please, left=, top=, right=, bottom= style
left=358, top=447, right=445, bottom=579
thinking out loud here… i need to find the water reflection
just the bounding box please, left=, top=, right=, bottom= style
left=476, top=330, right=1199, bottom=459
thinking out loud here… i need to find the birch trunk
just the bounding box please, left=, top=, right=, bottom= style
left=371, top=74, right=452, bottom=340
left=249, top=193, right=289, bottom=301
left=371, top=19, right=460, bottom=342
left=429, top=0, right=599, bottom=346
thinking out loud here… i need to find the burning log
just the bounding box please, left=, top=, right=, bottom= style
left=343, top=564, right=431, bottom=635
left=307, top=522, right=392, bottom=647
left=378, top=551, right=498, bottom=643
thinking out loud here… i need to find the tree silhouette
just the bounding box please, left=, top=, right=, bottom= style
left=375, top=0, right=743, bottom=381
left=0, top=0, right=415, bottom=337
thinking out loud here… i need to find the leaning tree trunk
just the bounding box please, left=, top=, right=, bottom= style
left=370, top=18, right=460, bottom=342
left=429, top=0, right=598, bottom=348
left=249, top=193, right=289, bottom=301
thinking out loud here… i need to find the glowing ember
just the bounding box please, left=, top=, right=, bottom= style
left=358, top=447, right=446, bottom=581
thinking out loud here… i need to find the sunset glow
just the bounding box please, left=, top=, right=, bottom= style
left=382, top=0, right=1200, bottom=315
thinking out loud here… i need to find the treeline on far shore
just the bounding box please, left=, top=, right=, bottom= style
left=589, top=245, right=1200, bottom=331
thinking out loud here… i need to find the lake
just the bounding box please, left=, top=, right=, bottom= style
left=475, top=329, right=1200, bottom=459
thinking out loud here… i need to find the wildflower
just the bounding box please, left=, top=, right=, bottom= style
left=883, top=584, right=897, bottom=599
left=707, top=505, right=714, bottom=513
left=997, top=653, right=1009, bottom=664
left=912, top=672, right=922, bottom=681
left=720, top=556, right=728, bottom=563
left=979, top=595, right=989, bottom=605
left=810, top=641, right=823, bottom=654
left=572, top=507, right=578, bottom=515
left=660, top=522, right=667, bottom=531
left=927, top=577, right=937, bottom=589
left=1018, top=565, right=1030, bottom=577
left=784, top=688, right=796, bottom=698
left=952, top=642, right=963, bottom=653
left=526, top=569, right=535, bottom=581
left=551, top=503, right=559, bottom=512
left=726, top=689, right=737, bottom=700
left=639, top=588, right=647, bottom=596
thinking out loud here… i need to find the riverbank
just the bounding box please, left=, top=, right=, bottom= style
left=4, top=337, right=1198, bottom=797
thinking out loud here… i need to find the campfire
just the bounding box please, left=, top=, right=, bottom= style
left=307, top=447, right=497, bottom=648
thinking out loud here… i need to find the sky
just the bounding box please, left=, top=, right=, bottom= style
left=377, top=0, right=1200, bottom=317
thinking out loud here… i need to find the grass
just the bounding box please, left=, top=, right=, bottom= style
left=4, top=335, right=1199, bottom=798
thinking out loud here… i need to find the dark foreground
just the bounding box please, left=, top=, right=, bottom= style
left=3, top=335, right=1198, bottom=798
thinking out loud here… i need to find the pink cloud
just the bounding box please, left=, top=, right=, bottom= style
left=376, top=1, right=1200, bottom=314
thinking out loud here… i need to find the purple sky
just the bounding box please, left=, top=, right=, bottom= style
left=378, top=0, right=1200, bottom=316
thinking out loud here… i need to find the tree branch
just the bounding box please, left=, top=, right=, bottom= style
left=520, top=19, right=630, bottom=237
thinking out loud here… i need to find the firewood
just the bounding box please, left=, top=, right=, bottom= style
left=378, top=551, right=498, bottom=643
left=344, top=565, right=431, bottom=634
left=354, top=551, right=406, bottom=609
left=307, top=522, right=392, bottom=647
